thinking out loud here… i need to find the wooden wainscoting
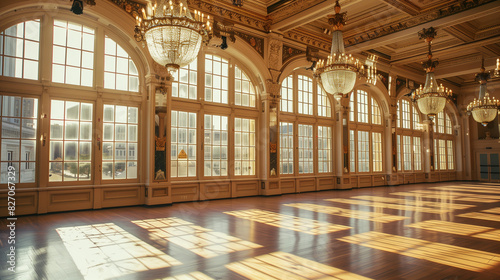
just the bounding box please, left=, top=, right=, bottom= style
left=100, top=186, right=143, bottom=208
left=0, top=190, right=37, bottom=216
left=281, top=179, right=296, bottom=194
left=372, top=175, right=386, bottom=187
left=171, top=183, right=199, bottom=203
left=358, top=175, right=372, bottom=188
left=403, top=174, right=416, bottom=184
left=297, top=178, right=316, bottom=193
left=201, top=181, right=231, bottom=200
left=415, top=173, right=426, bottom=183
left=232, top=180, right=259, bottom=198
left=46, top=188, right=94, bottom=213
left=317, top=176, right=335, bottom=191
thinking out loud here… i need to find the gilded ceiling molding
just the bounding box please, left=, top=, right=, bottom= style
left=186, top=0, right=270, bottom=31
left=269, top=0, right=324, bottom=23
left=282, top=45, right=305, bottom=64
left=344, top=0, right=496, bottom=47
left=284, top=31, right=330, bottom=52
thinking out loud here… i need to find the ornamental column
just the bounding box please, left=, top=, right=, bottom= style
left=335, top=96, right=351, bottom=189
left=144, top=66, right=174, bottom=205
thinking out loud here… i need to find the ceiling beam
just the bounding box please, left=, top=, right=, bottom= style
left=345, top=1, right=500, bottom=53
left=271, top=0, right=360, bottom=32
left=377, top=0, right=420, bottom=16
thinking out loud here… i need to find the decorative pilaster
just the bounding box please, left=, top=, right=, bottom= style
left=145, top=65, right=174, bottom=205
left=422, top=118, right=434, bottom=181
left=335, top=96, right=351, bottom=189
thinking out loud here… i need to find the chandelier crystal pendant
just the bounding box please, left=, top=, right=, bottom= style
left=134, top=0, right=211, bottom=73
left=314, top=0, right=376, bottom=99
left=412, top=27, right=452, bottom=119
left=467, top=58, right=500, bottom=126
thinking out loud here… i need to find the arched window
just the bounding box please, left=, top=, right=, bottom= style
left=280, top=75, right=293, bottom=113
left=317, top=86, right=331, bottom=118
left=0, top=17, right=143, bottom=186
left=278, top=72, right=333, bottom=175
left=52, top=20, right=94, bottom=87
left=348, top=89, right=383, bottom=173
left=169, top=54, right=259, bottom=179
left=396, top=99, right=423, bottom=172
left=104, top=36, right=139, bottom=92
left=0, top=20, right=40, bottom=80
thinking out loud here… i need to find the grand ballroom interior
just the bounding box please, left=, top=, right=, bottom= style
left=1, top=0, right=500, bottom=279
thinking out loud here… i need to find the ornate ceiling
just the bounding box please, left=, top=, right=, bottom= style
left=127, top=0, right=500, bottom=87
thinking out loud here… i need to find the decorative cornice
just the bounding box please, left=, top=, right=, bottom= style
left=282, top=45, right=305, bottom=64
left=284, top=31, right=330, bottom=52
left=187, top=0, right=270, bottom=31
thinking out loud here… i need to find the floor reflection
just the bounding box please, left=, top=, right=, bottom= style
left=390, top=191, right=497, bottom=203
left=407, top=220, right=500, bottom=241
left=133, top=218, right=262, bottom=258
left=431, top=186, right=500, bottom=194
left=325, top=198, right=451, bottom=214
left=483, top=207, right=500, bottom=214
left=410, top=190, right=500, bottom=201
left=56, top=223, right=181, bottom=280
left=225, top=251, right=372, bottom=280
left=283, top=202, right=406, bottom=223
left=159, top=271, right=214, bottom=280
left=458, top=212, right=500, bottom=222
left=338, top=231, right=500, bottom=272
left=352, top=195, right=473, bottom=210
left=224, top=209, right=350, bottom=235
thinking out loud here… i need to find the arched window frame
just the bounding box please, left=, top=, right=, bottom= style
left=348, top=89, right=384, bottom=174
left=169, top=50, right=261, bottom=181
left=278, top=70, right=334, bottom=176
left=396, top=98, right=424, bottom=173
left=0, top=13, right=146, bottom=188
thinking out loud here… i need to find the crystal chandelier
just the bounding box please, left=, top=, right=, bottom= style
left=411, top=27, right=452, bottom=119
left=314, top=0, right=376, bottom=98
left=467, top=58, right=500, bottom=126
left=134, top=0, right=211, bottom=73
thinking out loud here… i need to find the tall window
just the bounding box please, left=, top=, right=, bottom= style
left=234, top=66, right=256, bottom=107
left=280, top=75, right=293, bottom=113
left=172, top=59, right=197, bottom=99
left=433, top=110, right=455, bottom=171
left=279, top=122, right=293, bottom=174
left=397, top=99, right=423, bottom=173
left=413, top=136, right=421, bottom=171
left=204, top=114, right=228, bottom=177
left=371, top=98, right=381, bottom=125
left=357, top=90, right=369, bottom=123
left=49, top=100, right=93, bottom=182
left=234, top=118, right=255, bottom=176
left=401, top=100, right=410, bottom=129
left=297, top=75, right=313, bottom=115
left=403, top=135, right=412, bottom=171
left=298, top=124, right=313, bottom=174
left=171, top=111, right=197, bottom=177
left=204, top=55, right=228, bottom=104
left=447, top=140, right=454, bottom=170
left=104, top=36, right=139, bottom=92
left=438, top=139, right=447, bottom=170
left=372, top=132, right=382, bottom=172
left=0, top=20, right=40, bottom=80
left=317, top=87, right=331, bottom=118
left=357, top=131, right=370, bottom=172
left=52, top=20, right=94, bottom=87
left=318, top=126, right=332, bottom=173
left=102, top=105, right=138, bottom=180
left=0, top=95, right=38, bottom=183
left=349, top=90, right=383, bottom=173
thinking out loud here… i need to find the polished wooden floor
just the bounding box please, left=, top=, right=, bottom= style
left=2, top=181, right=500, bottom=280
